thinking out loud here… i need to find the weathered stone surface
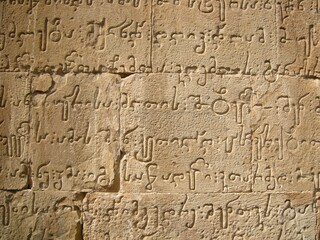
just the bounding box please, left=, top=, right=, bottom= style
left=82, top=192, right=316, bottom=239
left=30, top=73, right=121, bottom=191
left=152, top=0, right=276, bottom=75
left=152, top=0, right=320, bottom=77
left=251, top=76, right=320, bottom=192
left=120, top=73, right=319, bottom=193
left=0, top=73, right=30, bottom=190
left=0, top=0, right=151, bottom=73
left=0, top=190, right=82, bottom=240
left=120, top=73, right=253, bottom=192
left=1, top=0, right=320, bottom=239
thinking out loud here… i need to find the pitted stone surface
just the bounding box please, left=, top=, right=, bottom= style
left=82, top=192, right=316, bottom=240
left=0, top=190, right=82, bottom=240
left=1, top=0, right=320, bottom=239
left=29, top=73, right=121, bottom=191
left=0, top=73, right=30, bottom=190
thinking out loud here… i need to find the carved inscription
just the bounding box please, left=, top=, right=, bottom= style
left=251, top=76, right=320, bottom=192
left=0, top=73, right=30, bottom=190
left=0, top=190, right=82, bottom=239
left=30, top=73, right=121, bottom=191
left=120, top=73, right=253, bottom=192
left=83, top=192, right=316, bottom=239
left=120, top=73, right=320, bottom=193
left=0, top=0, right=151, bottom=73
left=1, top=0, right=320, bottom=239
left=153, top=0, right=320, bottom=78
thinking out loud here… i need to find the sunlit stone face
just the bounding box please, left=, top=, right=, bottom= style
left=0, top=0, right=319, bottom=239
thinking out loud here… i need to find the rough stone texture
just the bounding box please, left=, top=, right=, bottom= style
left=29, top=73, right=121, bottom=191
left=1, top=0, right=320, bottom=239
left=120, top=73, right=253, bottom=193
left=251, top=76, right=320, bottom=193
left=0, top=73, right=30, bottom=190
left=83, top=192, right=316, bottom=239
left=0, top=190, right=82, bottom=240
left=0, top=0, right=151, bottom=73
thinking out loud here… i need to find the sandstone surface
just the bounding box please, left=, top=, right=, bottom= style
left=1, top=0, right=320, bottom=239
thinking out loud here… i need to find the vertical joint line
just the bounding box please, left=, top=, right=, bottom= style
left=150, top=1, right=154, bottom=71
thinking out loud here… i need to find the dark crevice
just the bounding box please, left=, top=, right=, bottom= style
left=73, top=192, right=87, bottom=240
left=5, top=69, right=320, bottom=81
left=77, top=221, right=84, bottom=240
left=300, top=74, right=320, bottom=80
left=107, top=149, right=125, bottom=193
left=2, top=189, right=20, bottom=193
left=31, top=67, right=54, bottom=76
left=25, top=68, right=138, bottom=77
left=118, top=72, right=134, bottom=79
left=119, top=149, right=125, bottom=161
left=26, top=160, right=33, bottom=189
left=106, top=174, right=121, bottom=193
left=55, top=68, right=66, bottom=76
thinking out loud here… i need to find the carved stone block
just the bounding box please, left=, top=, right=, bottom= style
left=120, top=73, right=253, bottom=192
left=0, top=0, right=151, bottom=73
left=30, top=73, right=121, bottom=191
left=0, top=73, right=30, bottom=190
left=83, top=192, right=316, bottom=239
left=0, top=190, right=82, bottom=240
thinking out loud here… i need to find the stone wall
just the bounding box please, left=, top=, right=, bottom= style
left=0, top=0, right=320, bottom=239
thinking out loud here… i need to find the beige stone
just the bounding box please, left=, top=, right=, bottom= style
left=152, top=1, right=320, bottom=77
left=82, top=192, right=316, bottom=240
left=0, top=0, right=151, bottom=73
left=152, top=0, right=276, bottom=75
left=120, top=73, right=253, bottom=192
left=0, top=190, right=82, bottom=240
left=1, top=0, right=320, bottom=239
left=120, top=73, right=319, bottom=193
left=30, top=73, right=121, bottom=191
left=0, top=73, right=30, bottom=190
left=251, top=76, right=320, bottom=192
